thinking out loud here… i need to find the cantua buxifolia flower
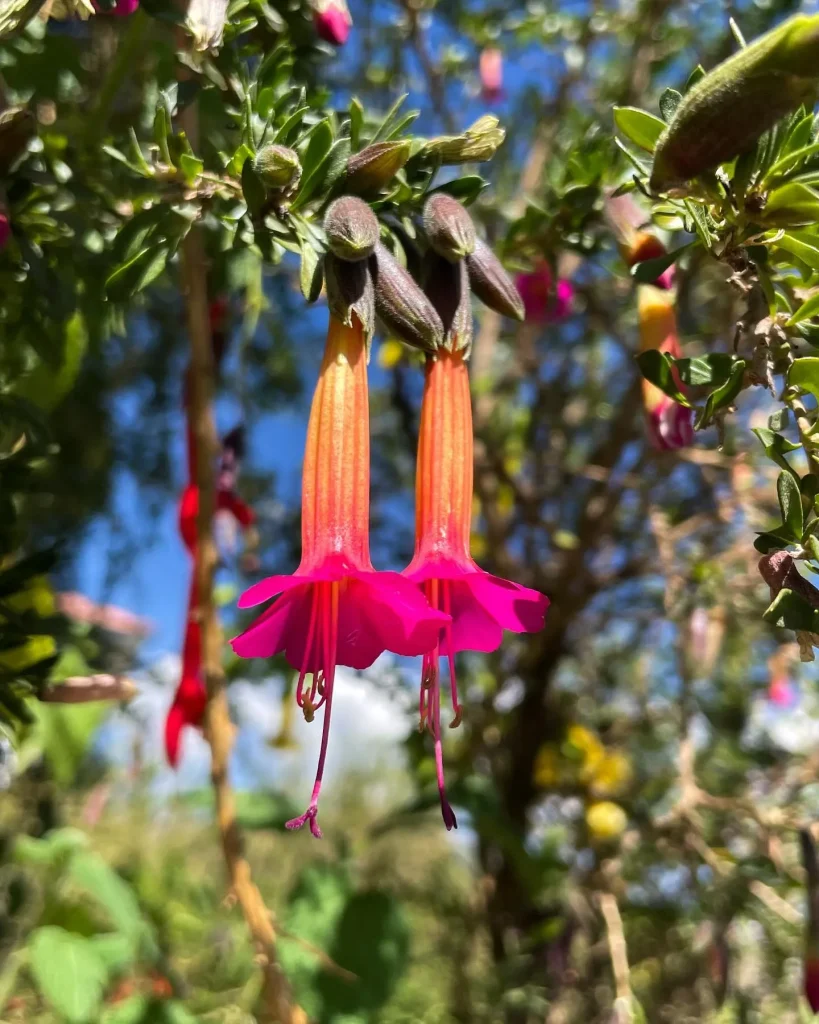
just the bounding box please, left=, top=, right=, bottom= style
left=638, top=284, right=694, bottom=451
left=231, top=313, right=448, bottom=837
left=479, top=47, right=503, bottom=103
left=312, top=0, right=351, bottom=45
left=165, top=427, right=256, bottom=767
left=604, top=190, right=675, bottom=289
left=515, top=262, right=573, bottom=323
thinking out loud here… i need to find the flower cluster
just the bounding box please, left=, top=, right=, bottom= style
left=232, top=195, right=549, bottom=836
left=605, top=191, right=693, bottom=451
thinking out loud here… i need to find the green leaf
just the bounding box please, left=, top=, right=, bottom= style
left=105, top=246, right=169, bottom=302
left=685, top=64, right=705, bottom=92
left=178, top=153, right=203, bottom=185
left=789, top=357, right=819, bottom=399
left=321, top=136, right=353, bottom=195
left=90, top=933, right=137, bottom=975
left=370, top=93, right=408, bottom=145
left=69, top=851, right=144, bottom=939
left=428, top=175, right=488, bottom=205
left=299, top=242, right=323, bottom=303
left=753, top=427, right=801, bottom=480
left=631, top=242, right=692, bottom=284
left=787, top=292, right=819, bottom=326
left=634, top=350, right=691, bottom=407
left=754, top=531, right=791, bottom=554
left=659, top=88, right=682, bottom=123
left=764, top=182, right=819, bottom=226
left=274, top=106, right=310, bottom=146
left=779, top=469, right=805, bottom=539
left=774, top=231, right=819, bottom=271
left=612, top=106, right=665, bottom=153
left=349, top=97, right=364, bottom=150
left=152, top=105, right=173, bottom=169
left=317, top=891, right=410, bottom=1015
left=763, top=587, right=819, bottom=632
left=769, top=409, right=790, bottom=431
left=290, top=120, right=334, bottom=210
left=674, top=354, right=735, bottom=387
left=29, top=927, right=107, bottom=1023
left=241, top=157, right=267, bottom=217
left=684, top=200, right=713, bottom=247
left=695, top=359, right=746, bottom=428
left=613, top=136, right=649, bottom=176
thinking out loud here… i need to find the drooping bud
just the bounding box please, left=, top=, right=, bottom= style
left=424, top=254, right=473, bottom=355
left=312, top=0, right=351, bottom=45
left=650, top=14, right=819, bottom=192
left=344, top=141, right=412, bottom=194
left=370, top=243, right=444, bottom=352
left=254, top=144, right=301, bottom=193
left=423, top=114, right=505, bottom=165
left=423, top=193, right=476, bottom=262
left=324, top=196, right=379, bottom=262
left=465, top=237, right=524, bottom=320
left=324, top=253, right=375, bottom=342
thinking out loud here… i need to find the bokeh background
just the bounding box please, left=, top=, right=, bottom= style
left=4, top=0, right=819, bottom=1022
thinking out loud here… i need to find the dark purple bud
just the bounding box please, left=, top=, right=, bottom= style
left=425, top=253, right=473, bottom=355
left=370, top=243, right=443, bottom=351
left=465, top=237, right=524, bottom=321
left=324, top=252, right=375, bottom=342
left=324, top=196, right=379, bottom=262
left=423, top=193, right=476, bottom=262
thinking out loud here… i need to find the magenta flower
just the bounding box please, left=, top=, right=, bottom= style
left=515, top=263, right=573, bottom=323
left=232, top=315, right=448, bottom=837
left=0, top=213, right=10, bottom=250
left=403, top=348, right=548, bottom=828
left=312, top=0, right=351, bottom=45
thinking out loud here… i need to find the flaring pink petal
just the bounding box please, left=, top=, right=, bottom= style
left=237, top=573, right=321, bottom=609
left=353, top=572, right=450, bottom=655
left=467, top=573, right=549, bottom=635
left=440, top=580, right=504, bottom=655
left=402, top=556, right=477, bottom=584
left=331, top=579, right=387, bottom=670
left=231, top=588, right=311, bottom=659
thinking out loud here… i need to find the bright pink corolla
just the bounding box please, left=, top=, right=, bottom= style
left=313, top=0, right=351, bottom=45
left=232, top=315, right=448, bottom=837
left=403, top=348, right=549, bottom=829
left=515, top=263, right=573, bottom=323
left=479, top=47, right=503, bottom=103
left=768, top=675, right=797, bottom=708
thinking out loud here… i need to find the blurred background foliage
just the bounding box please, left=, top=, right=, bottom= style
left=4, top=0, right=819, bottom=1022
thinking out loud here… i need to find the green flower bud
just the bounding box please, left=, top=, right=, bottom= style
left=323, top=196, right=380, bottom=262
left=253, top=144, right=301, bottom=191
left=423, top=114, right=505, bottom=165
left=465, top=237, right=524, bottom=321
left=344, top=140, right=412, bottom=193
left=651, top=14, right=819, bottom=192
left=371, top=243, right=444, bottom=351
left=423, top=193, right=476, bottom=261
left=425, top=254, right=473, bottom=355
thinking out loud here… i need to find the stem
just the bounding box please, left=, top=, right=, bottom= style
left=179, top=101, right=304, bottom=1024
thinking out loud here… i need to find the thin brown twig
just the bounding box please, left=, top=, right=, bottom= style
left=179, top=96, right=304, bottom=1024
left=40, top=675, right=137, bottom=703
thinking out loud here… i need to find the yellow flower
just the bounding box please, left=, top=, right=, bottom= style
left=533, top=744, right=560, bottom=788
left=566, top=724, right=605, bottom=782
left=586, top=801, right=627, bottom=841
left=377, top=339, right=404, bottom=369
left=589, top=751, right=633, bottom=798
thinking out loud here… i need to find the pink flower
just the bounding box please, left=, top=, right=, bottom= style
left=768, top=676, right=797, bottom=708
left=0, top=213, right=10, bottom=250
left=638, top=285, right=693, bottom=451
left=232, top=314, right=448, bottom=837
left=312, top=0, right=351, bottom=45
left=403, top=348, right=548, bottom=829
left=479, top=47, right=503, bottom=103
left=515, top=263, right=573, bottom=323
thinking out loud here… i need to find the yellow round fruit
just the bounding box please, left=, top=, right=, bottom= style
left=586, top=801, right=627, bottom=841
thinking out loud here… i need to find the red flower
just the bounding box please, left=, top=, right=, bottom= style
left=232, top=314, right=448, bottom=837
left=638, top=285, right=693, bottom=451
left=312, top=0, right=351, bottom=45
left=403, top=349, right=548, bottom=828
